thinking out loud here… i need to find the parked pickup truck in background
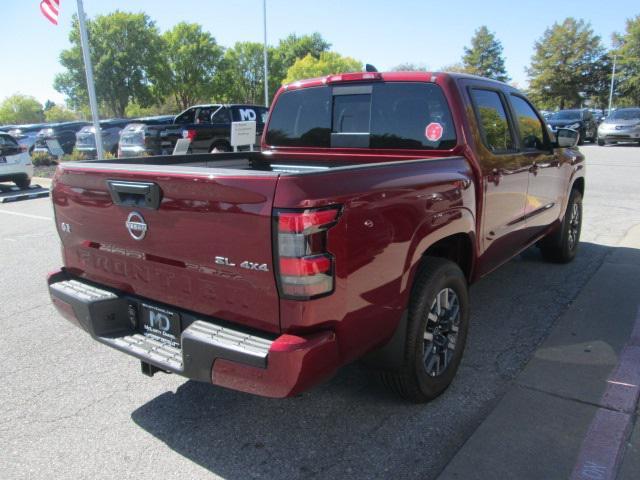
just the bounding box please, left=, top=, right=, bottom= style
left=117, top=104, right=268, bottom=157
left=48, top=71, right=584, bottom=402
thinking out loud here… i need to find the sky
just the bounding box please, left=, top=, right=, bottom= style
left=1, top=0, right=636, bottom=105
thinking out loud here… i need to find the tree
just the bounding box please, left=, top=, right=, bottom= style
left=527, top=18, right=606, bottom=110
left=44, top=104, right=78, bottom=122
left=391, top=63, right=429, bottom=72
left=216, top=42, right=271, bottom=104
left=283, top=52, right=362, bottom=84
left=440, top=63, right=469, bottom=73
left=614, top=15, right=640, bottom=106
left=160, top=22, right=224, bottom=110
left=54, top=11, right=165, bottom=117
left=269, top=33, right=331, bottom=99
left=0, top=94, right=44, bottom=125
left=462, top=26, right=510, bottom=82
left=275, top=33, right=331, bottom=69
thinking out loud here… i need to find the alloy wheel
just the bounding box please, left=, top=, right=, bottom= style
left=423, top=288, right=461, bottom=377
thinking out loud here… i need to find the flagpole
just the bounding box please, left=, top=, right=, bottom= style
left=76, top=0, right=104, bottom=159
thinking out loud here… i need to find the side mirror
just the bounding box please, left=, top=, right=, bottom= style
left=555, top=128, right=579, bottom=148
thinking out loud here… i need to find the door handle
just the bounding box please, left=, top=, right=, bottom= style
left=107, top=180, right=162, bottom=209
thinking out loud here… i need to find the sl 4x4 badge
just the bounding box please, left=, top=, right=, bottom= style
left=215, top=256, right=269, bottom=272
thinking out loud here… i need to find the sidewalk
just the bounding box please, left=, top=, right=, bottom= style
left=438, top=226, right=640, bottom=480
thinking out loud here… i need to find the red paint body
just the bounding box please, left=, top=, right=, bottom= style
left=49, top=72, right=585, bottom=397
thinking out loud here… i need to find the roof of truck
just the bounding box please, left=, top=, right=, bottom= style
left=281, top=71, right=512, bottom=92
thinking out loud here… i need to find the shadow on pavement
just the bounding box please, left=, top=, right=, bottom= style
left=131, top=241, right=617, bottom=479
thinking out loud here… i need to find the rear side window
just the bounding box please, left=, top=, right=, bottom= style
left=265, top=82, right=457, bottom=150
left=510, top=95, right=547, bottom=150
left=232, top=107, right=266, bottom=123
left=0, top=134, right=18, bottom=147
left=266, top=87, right=332, bottom=147
left=470, top=89, right=515, bottom=153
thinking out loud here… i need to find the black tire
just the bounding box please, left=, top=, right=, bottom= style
left=597, top=138, right=605, bottom=146
left=15, top=177, right=31, bottom=189
left=379, top=257, right=469, bottom=403
left=210, top=142, right=231, bottom=153
left=539, top=189, right=582, bottom=263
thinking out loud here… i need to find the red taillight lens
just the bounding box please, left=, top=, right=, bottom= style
left=280, top=255, right=331, bottom=276
left=182, top=129, right=197, bottom=141
left=275, top=206, right=341, bottom=300
left=278, top=209, right=339, bottom=234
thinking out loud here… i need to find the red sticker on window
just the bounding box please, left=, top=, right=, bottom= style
left=425, top=122, right=443, bottom=142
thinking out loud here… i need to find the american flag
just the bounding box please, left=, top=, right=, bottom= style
left=40, top=0, right=60, bottom=25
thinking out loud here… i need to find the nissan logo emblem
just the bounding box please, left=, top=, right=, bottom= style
left=126, top=212, right=147, bottom=240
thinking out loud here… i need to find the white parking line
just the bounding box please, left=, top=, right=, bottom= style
left=0, top=209, right=52, bottom=221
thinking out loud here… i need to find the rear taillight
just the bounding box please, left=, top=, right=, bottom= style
left=274, top=206, right=341, bottom=299
left=183, top=129, right=197, bottom=141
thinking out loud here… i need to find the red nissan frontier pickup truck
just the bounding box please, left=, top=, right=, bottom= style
left=47, top=71, right=584, bottom=402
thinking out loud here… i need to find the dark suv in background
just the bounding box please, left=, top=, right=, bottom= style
left=546, top=109, right=597, bottom=144
left=33, top=121, right=90, bottom=155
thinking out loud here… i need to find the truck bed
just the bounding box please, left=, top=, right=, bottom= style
left=71, top=151, right=452, bottom=175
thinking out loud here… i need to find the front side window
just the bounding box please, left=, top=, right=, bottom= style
left=510, top=95, right=547, bottom=150
left=0, top=134, right=18, bottom=147
left=470, top=89, right=515, bottom=153
left=265, top=82, right=457, bottom=150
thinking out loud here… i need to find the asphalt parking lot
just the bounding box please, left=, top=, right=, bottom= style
left=1, top=144, right=639, bottom=480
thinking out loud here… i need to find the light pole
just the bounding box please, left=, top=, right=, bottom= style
left=262, top=0, right=269, bottom=107
left=608, top=53, right=617, bottom=114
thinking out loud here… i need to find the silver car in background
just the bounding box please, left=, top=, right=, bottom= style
left=597, top=108, right=640, bottom=146
left=75, top=119, right=131, bottom=158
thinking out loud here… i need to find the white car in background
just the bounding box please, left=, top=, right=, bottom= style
left=0, top=131, right=33, bottom=189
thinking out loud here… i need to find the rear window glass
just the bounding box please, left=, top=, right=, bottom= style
left=265, top=83, right=457, bottom=150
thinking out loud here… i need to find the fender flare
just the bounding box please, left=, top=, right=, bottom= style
left=363, top=208, right=476, bottom=369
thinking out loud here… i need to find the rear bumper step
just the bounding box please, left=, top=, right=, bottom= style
left=48, top=272, right=273, bottom=382
left=48, top=270, right=341, bottom=397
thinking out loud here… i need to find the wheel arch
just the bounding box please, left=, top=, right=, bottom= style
left=572, top=177, right=585, bottom=196
left=404, top=208, right=477, bottom=289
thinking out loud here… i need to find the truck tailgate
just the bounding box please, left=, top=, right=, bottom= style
left=52, top=165, right=281, bottom=334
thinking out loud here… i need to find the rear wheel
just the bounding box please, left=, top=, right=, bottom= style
left=210, top=142, right=231, bottom=153
left=597, top=138, right=605, bottom=146
left=379, top=257, right=469, bottom=403
left=539, top=189, right=582, bottom=263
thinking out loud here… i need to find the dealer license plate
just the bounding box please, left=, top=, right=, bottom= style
left=140, top=303, right=182, bottom=348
